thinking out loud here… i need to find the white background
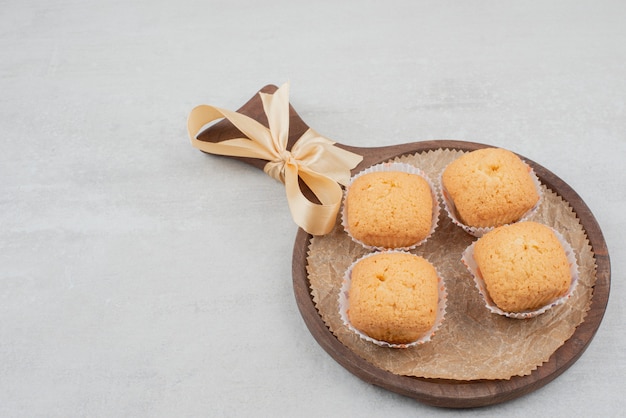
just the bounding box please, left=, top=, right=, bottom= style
left=1, top=1, right=624, bottom=416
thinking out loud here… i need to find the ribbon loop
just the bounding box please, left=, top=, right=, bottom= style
left=187, top=82, right=363, bottom=235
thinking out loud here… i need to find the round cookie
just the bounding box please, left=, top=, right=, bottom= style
left=347, top=252, right=439, bottom=344
left=345, top=170, right=434, bottom=248
left=472, top=221, right=572, bottom=313
left=442, top=147, right=539, bottom=228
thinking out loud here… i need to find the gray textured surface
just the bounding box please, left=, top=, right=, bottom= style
left=1, top=0, right=624, bottom=416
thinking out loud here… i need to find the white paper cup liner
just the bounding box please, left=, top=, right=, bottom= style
left=342, top=161, right=440, bottom=251
left=461, top=226, right=580, bottom=319
left=339, top=250, right=447, bottom=348
left=440, top=161, right=543, bottom=238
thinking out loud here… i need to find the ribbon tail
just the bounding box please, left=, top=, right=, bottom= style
left=193, top=137, right=277, bottom=161
left=259, top=82, right=291, bottom=152
left=187, top=104, right=278, bottom=159
left=283, top=165, right=343, bottom=235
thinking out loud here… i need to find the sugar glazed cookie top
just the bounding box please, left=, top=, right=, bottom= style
left=472, top=221, right=571, bottom=313
left=442, top=148, right=539, bottom=228
left=348, top=252, right=439, bottom=344
left=345, top=171, right=433, bottom=248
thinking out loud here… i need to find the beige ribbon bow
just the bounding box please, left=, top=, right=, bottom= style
left=187, top=83, right=363, bottom=235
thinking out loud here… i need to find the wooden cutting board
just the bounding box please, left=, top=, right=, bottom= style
left=195, top=85, right=611, bottom=408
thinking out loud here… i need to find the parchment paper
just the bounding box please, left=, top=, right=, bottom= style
left=307, top=149, right=596, bottom=380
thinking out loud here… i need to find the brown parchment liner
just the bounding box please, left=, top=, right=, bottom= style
left=306, top=149, right=596, bottom=380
